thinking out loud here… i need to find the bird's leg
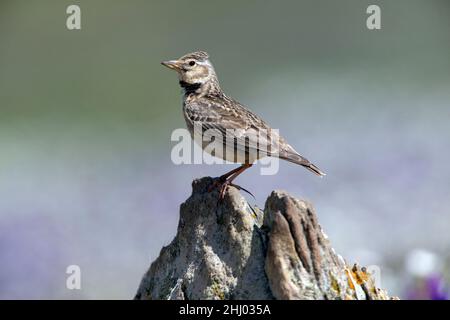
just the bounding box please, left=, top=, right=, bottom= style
left=212, top=164, right=256, bottom=217
left=208, top=164, right=249, bottom=192
left=216, top=163, right=253, bottom=200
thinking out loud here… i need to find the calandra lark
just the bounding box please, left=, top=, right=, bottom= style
left=162, top=51, right=325, bottom=199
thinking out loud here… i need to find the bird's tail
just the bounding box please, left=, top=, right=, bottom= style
left=279, top=151, right=326, bottom=177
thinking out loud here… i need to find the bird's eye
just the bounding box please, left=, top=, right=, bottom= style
left=189, top=61, right=196, bottom=66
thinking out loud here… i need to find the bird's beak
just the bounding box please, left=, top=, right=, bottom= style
left=161, top=60, right=181, bottom=71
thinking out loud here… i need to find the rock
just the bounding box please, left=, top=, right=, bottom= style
left=135, top=177, right=394, bottom=300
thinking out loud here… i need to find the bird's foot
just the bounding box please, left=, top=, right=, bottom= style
left=228, top=183, right=255, bottom=200
left=209, top=177, right=257, bottom=219
left=208, top=177, right=255, bottom=201
left=207, top=175, right=227, bottom=193
left=209, top=178, right=232, bottom=201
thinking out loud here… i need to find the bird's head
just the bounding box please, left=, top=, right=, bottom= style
left=161, top=51, right=220, bottom=94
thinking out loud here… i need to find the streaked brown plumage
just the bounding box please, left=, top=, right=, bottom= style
left=162, top=51, right=325, bottom=198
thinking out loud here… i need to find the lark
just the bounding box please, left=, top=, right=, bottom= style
left=162, top=51, right=325, bottom=199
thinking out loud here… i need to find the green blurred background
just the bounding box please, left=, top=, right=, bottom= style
left=1, top=0, right=449, bottom=299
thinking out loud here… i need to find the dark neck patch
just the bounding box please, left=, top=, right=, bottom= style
left=179, top=81, right=202, bottom=95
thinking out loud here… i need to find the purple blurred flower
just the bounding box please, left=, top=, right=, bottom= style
left=406, top=274, right=449, bottom=300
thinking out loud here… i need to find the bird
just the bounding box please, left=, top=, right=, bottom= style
left=161, top=51, right=325, bottom=199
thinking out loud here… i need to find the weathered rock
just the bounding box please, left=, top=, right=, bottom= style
left=135, top=177, right=272, bottom=300
left=135, top=177, right=394, bottom=300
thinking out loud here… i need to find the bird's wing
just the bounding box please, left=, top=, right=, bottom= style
left=184, top=96, right=283, bottom=157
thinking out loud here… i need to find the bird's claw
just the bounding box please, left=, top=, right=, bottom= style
left=228, top=183, right=256, bottom=200
left=209, top=178, right=254, bottom=201
left=207, top=176, right=227, bottom=193
left=209, top=178, right=258, bottom=220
